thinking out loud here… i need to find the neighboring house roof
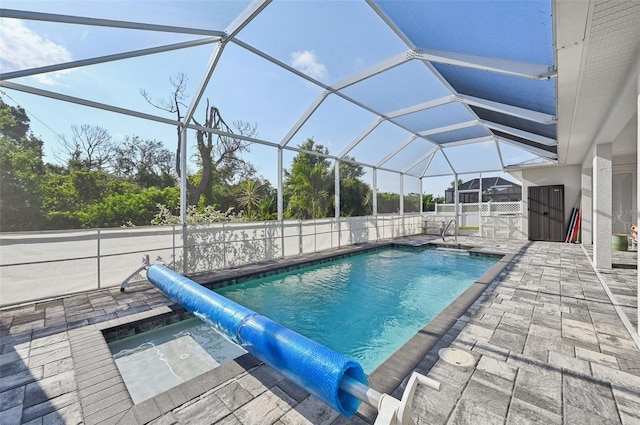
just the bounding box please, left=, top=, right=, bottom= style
left=446, top=177, right=521, bottom=192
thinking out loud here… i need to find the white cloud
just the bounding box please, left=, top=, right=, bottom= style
left=0, top=19, right=73, bottom=85
left=290, top=50, right=328, bottom=82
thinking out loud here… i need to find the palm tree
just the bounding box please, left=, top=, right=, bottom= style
left=236, top=179, right=263, bottom=219
left=450, top=178, right=463, bottom=188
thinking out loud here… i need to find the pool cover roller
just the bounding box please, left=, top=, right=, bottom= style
left=146, top=264, right=367, bottom=416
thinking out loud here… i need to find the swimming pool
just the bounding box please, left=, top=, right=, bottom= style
left=108, top=245, right=499, bottom=403
left=216, top=247, right=497, bottom=372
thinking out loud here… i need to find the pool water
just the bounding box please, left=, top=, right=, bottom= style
left=108, top=246, right=497, bottom=403
left=109, top=318, right=246, bottom=403
left=216, top=247, right=497, bottom=372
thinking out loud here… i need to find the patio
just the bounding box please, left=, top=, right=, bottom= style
left=1, top=236, right=638, bottom=424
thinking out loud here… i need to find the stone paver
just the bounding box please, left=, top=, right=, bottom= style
left=0, top=237, right=638, bottom=424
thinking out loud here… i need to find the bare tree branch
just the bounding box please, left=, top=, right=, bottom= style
left=141, top=72, right=189, bottom=117
left=59, top=124, right=114, bottom=172
left=143, top=74, right=258, bottom=205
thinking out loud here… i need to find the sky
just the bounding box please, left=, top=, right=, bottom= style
left=0, top=0, right=537, bottom=197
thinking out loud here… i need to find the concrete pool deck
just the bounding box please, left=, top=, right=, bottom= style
left=1, top=237, right=639, bottom=424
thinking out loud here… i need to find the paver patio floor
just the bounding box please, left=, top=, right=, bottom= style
left=1, top=237, right=638, bottom=424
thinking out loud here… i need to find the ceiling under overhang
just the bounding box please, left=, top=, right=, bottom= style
left=554, top=0, right=640, bottom=166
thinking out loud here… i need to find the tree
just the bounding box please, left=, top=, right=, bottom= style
left=333, top=157, right=370, bottom=217
left=41, top=171, right=181, bottom=228
left=84, top=186, right=180, bottom=228
left=450, top=178, right=463, bottom=188
left=188, top=104, right=257, bottom=205
left=112, top=136, right=175, bottom=188
left=376, top=192, right=400, bottom=214
left=0, top=98, right=46, bottom=231
left=143, top=73, right=256, bottom=205
left=423, top=193, right=444, bottom=211
left=284, top=139, right=332, bottom=219
left=60, top=124, right=114, bottom=172
left=258, top=194, right=277, bottom=220
left=41, top=171, right=109, bottom=229
left=0, top=98, right=29, bottom=141
left=236, top=179, right=264, bottom=219
left=404, top=193, right=421, bottom=212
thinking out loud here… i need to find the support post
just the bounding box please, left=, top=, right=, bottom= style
left=373, top=168, right=378, bottom=216
left=278, top=148, right=285, bottom=258
left=172, top=224, right=177, bottom=268
left=454, top=174, right=459, bottom=237
left=180, top=127, right=188, bottom=274
left=636, top=73, right=639, bottom=334
left=399, top=173, right=404, bottom=215
left=479, top=173, right=483, bottom=237
left=399, top=173, right=404, bottom=236
left=593, top=143, right=612, bottom=269
left=278, top=148, right=284, bottom=221
left=335, top=160, right=340, bottom=218
left=419, top=178, right=423, bottom=215
left=97, top=228, right=101, bottom=289
left=581, top=167, right=593, bottom=245
left=335, top=160, right=341, bottom=247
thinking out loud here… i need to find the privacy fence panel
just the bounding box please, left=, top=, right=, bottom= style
left=282, top=221, right=301, bottom=258
left=366, top=217, right=380, bottom=242
left=347, top=216, right=369, bottom=244
left=300, top=220, right=317, bottom=254
left=314, top=219, right=334, bottom=252
left=185, top=224, right=226, bottom=274
left=224, top=222, right=271, bottom=268
left=1, top=230, right=101, bottom=306
left=100, top=226, right=177, bottom=288
left=0, top=215, right=424, bottom=307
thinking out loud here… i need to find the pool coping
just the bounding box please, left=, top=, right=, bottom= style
left=88, top=238, right=512, bottom=424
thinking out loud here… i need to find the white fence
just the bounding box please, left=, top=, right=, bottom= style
left=0, top=214, right=423, bottom=307
left=424, top=201, right=524, bottom=239
left=432, top=201, right=522, bottom=220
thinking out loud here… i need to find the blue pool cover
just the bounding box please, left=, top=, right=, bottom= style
left=146, top=264, right=368, bottom=416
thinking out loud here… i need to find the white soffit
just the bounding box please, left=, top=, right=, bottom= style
left=557, top=0, right=640, bottom=166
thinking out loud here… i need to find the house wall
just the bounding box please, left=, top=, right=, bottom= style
left=612, top=155, right=638, bottom=235
left=521, top=165, right=582, bottom=240
left=579, top=116, right=638, bottom=245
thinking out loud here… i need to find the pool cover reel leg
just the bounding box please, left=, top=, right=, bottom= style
left=341, top=373, right=440, bottom=425
left=120, top=254, right=150, bottom=292
left=146, top=264, right=440, bottom=423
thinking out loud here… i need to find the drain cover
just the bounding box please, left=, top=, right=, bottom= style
left=179, top=353, right=191, bottom=360
left=438, top=348, right=475, bottom=368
